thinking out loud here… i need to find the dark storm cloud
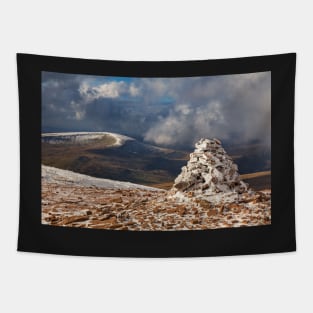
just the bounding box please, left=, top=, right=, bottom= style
left=143, top=73, right=271, bottom=148
left=42, top=71, right=271, bottom=149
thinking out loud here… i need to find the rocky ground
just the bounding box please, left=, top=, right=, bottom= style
left=41, top=138, right=271, bottom=231
left=42, top=179, right=271, bottom=231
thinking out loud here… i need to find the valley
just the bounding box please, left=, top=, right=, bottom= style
left=42, top=132, right=271, bottom=190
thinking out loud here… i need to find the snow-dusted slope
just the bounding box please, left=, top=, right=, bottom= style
left=42, top=165, right=159, bottom=191
left=42, top=132, right=133, bottom=147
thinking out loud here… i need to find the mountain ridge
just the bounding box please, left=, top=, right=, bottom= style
left=41, top=131, right=270, bottom=189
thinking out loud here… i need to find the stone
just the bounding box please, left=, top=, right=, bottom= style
left=207, top=209, right=218, bottom=217
left=112, top=197, right=123, bottom=203
left=170, top=138, right=249, bottom=203
left=103, top=216, right=117, bottom=224
left=99, top=214, right=114, bottom=220
left=62, top=215, right=89, bottom=225
left=217, top=204, right=225, bottom=213
left=197, top=199, right=212, bottom=210
left=178, top=208, right=186, bottom=216
left=174, top=181, right=189, bottom=191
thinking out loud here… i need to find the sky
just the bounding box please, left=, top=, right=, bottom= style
left=42, top=71, right=271, bottom=150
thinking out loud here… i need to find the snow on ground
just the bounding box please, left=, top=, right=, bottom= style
left=41, top=164, right=271, bottom=231
left=42, top=165, right=159, bottom=191
left=41, top=137, right=271, bottom=231
left=42, top=175, right=271, bottom=230
left=41, top=132, right=134, bottom=147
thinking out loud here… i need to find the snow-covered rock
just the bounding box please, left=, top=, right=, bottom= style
left=169, top=138, right=249, bottom=203
left=41, top=132, right=133, bottom=147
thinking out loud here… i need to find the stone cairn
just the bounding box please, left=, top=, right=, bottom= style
left=169, top=138, right=249, bottom=203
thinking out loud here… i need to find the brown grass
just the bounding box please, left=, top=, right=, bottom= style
left=150, top=182, right=174, bottom=190
left=240, top=171, right=271, bottom=180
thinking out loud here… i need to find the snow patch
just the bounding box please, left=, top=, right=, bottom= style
left=42, top=165, right=160, bottom=191
left=42, top=132, right=134, bottom=147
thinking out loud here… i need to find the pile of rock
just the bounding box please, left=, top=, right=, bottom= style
left=170, top=138, right=249, bottom=203
left=41, top=137, right=271, bottom=231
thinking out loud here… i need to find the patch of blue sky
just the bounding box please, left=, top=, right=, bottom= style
left=159, top=96, right=175, bottom=105
left=90, top=75, right=134, bottom=86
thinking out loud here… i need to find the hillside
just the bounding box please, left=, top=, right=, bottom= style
left=240, top=171, right=271, bottom=191
left=42, top=165, right=159, bottom=190
left=42, top=132, right=271, bottom=189
left=42, top=164, right=271, bottom=231
left=41, top=139, right=271, bottom=231
left=42, top=132, right=188, bottom=186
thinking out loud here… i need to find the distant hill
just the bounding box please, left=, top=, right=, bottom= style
left=41, top=132, right=271, bottom=189
left=42, top=132, right=189, bottom=186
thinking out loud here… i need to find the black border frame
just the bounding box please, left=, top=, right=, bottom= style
left=17, top=53, right=296, bottom=257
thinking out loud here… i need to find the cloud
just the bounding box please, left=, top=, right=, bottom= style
left=69, top=101, right=85, bottom=120
left=80, top=81, right=123, bottom=101
left=79, top=81, right=141, bottom=102
left=41, top=71, right=271, bottom=149
left=141, top=73, right=271, bottom=148
left=129, top=83, right=140, bottom=97
left=144, top=100, right=226, bottom=147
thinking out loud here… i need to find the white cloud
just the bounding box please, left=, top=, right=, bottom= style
left=68, top=100, right=85, bottom=120
left=74, top=111, right=85, bottom=120
left=129, top=83, right=140, bottom=96
left=175, top=104, right=191, bottom=115
left=79, top=81, right=140, bottom=103
left=79, top=81, right=125, bottom=101
left=144, top=101, right=227, bottom=147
